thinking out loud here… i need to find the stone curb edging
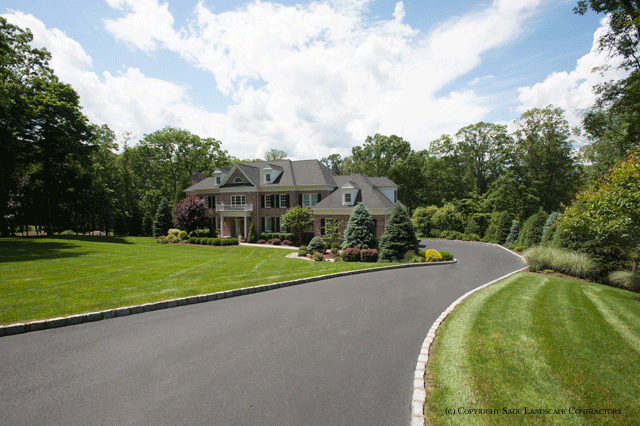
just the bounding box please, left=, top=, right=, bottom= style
left=0, top=259, right=456, bottom=338
left=409, top=266, right=527, bottom=426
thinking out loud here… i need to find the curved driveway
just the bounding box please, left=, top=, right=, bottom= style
left=0, top=241, right=524, bottom=426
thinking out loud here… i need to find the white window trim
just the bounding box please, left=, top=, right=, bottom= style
left=231, top=195, right=245, bottom=206
left=265, top=195, right=273, bottom=208
left=279, top=194, right=287, bottom=208
left=302, top=193, right=318, bottom=208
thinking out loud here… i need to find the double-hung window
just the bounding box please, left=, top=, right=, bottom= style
left=230, top=195, right=245, bottom=207
left=279, top=194, right=288, bottom=208
left=265, top=195, right=273, bottom=208
left=302, top=193, right=319, bottom=208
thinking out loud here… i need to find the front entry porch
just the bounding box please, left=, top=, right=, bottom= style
left=219, top=214, right=251, bottom=239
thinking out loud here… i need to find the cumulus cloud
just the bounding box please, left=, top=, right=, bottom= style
left=5, top=0, right=545, bottom=159
left=516, top=17, right=628, bottom=129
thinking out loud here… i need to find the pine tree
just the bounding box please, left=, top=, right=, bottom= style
left=153, top=198, right=173, bottom=237
left=495, top=211, right=512, bottom=246
left=505, top=220, right=520, bottom=246
left=341, top=203, right=378, bottom=250
left=247, top=223, right=258, bottom=243
left=379, top=203, right=418, bottom=261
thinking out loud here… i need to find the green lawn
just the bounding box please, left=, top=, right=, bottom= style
left=0, top=236, right=390, bottom=325
left=425, top=272, right=640, bottom=426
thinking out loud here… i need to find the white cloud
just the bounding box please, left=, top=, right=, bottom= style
left=516, top=17, right=628, bottom=129
left=5, top=0, right=546, bottom=159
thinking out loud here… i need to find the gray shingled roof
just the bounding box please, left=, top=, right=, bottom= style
left=312, top=174, right=395, bottom=211
left=183, top=159, right=337, bottom=193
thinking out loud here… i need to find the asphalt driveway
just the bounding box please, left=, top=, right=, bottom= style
left=0, top=241, right=524, bottom=426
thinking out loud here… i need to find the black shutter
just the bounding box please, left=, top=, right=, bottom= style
left=321, top=218, right=325, bottom=235
left=317, top=193, right=322, bottom=203
left=261, top=217, right=265, bottom=234
left=286, top=194, right=290, bottom=208
left=299, top=194, right=303, bottom=206
left=276, top=217, right=281, bottom=232
left=261, top=195, right=265, bottom=208
left=270, top=194, right=275, bottom=208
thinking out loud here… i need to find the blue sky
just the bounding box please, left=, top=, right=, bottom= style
left=2, top=0, right=621, bottom=160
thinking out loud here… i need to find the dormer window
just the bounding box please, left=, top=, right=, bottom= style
left=265, top=173, right=271, bottom=183
left=216, top=176, right=221, bottom=185
left=344, top=193, right=352, bottom=204
left=341, top=181, right=358, bottom=206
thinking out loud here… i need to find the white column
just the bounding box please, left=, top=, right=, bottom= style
left=244, top=216, right=247, bottom=239
left=219, top=216, right=224, bottom=238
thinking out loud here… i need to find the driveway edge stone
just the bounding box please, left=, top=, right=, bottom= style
left=410, top=266, right=526, bottom=426
left=0, top=259, right=456, bottom=338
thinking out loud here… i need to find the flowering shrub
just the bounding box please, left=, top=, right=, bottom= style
left=424, top=249, right=443, bottom=262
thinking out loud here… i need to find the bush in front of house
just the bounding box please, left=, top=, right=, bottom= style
left=268, top=238, right=282, bottom=245
left=425, top=249, right=443, bottom=262
left=257, top=239, right=266, bottom=244
left=361, top=249, right=379, bottom=262
left=439, top=251, right=454, bottom=261
left=331, top=242, right=340, bottom=253
left=298, top=246, right=308, bottom=257
left=247, top=223, right=258, bottom=243
left=221, top=238, right=238, bottom=246
left=307, top=236, right=326, bottom=254
left=178, top=231, right=188, bottom=240
left=313, top=251, right=324, bottom=261
left=282, top=240, right=293, bottom=246
left=341, top=248, right=362, bottom=262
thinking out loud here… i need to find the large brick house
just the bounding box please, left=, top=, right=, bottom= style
left=184, top=159, right=399, bottom=240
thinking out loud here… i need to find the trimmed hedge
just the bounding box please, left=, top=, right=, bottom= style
left=439, top=251, right=454, bottom=261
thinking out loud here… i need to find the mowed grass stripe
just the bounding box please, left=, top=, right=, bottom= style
left=425, top=273, right=640, bottom=425
left=0, top=237, right=387, bottom=325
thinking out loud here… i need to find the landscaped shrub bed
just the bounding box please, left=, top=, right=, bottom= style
left=297, top=246, right=308, bottom=257
left=307, top=236, right=326, bottom=254
left=341, top=248, right=361, bottom=262
left=424, top=249, right=443, bottom=262
left=260, top=232, right=295, bottom=242
left=361, top=249, right=379, bottom=262
left=438, top=251, right=454, bottom=261
left=523, top=246, right=596, bottom=279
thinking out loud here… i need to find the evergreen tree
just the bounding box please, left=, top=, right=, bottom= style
left=495, top=211, right=512, bottom=246
left=379, top=203, right=418, bottom=261
left=518, top=208, right=547, bottom=248
left=505, top=220, right=520, bottom=246
left=153, top=198, right=173, bottom=237
left=247, top=223, right=258, bottom=243
left=341, top=203, right=378, bottom=250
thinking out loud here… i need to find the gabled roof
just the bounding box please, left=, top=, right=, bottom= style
left=312, top=174, right=396, bottom=211
left=183, top=159, right=337, bottom=193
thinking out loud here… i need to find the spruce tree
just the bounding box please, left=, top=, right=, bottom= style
left=495, top=211, right=512, bottom=246
left=153, top=198, right=173, bottom=237
left=247, top=223, right=258, bottom=243
left=505, top=220, right=520, bottom=246
left=379, top=203, right=419, bottom=261
left=341, top=203, right=378, bottom=250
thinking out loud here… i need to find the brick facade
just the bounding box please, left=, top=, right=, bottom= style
left=313, top=213, right=388, bottom=241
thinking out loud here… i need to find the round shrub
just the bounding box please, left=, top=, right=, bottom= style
left=268, top=238, right=282, bottom=245
left=189, top=237, right=197, bottom=244
left=156, top=236, right=168, bottom=244
left=361, top=249, right=379, bottom=262
left=307, top=236, right=326, bottom=254
left=60, top=230, right=74, bottom=236
left=313, top=251, right=324, bottom=261
left=439, top=251, right=454, bottom=261
left=341, top=248, right=362, bottom=262
left=424, top=249, right=443, bottom=262
left=285, top=233, right=296, bottom=242
left=331, top=242, right=341, bottom=252
left=257, top=239, right=267, bottom=244
left=178, top=231, right=188, bottom=240
left=298, top=246, right=308, bottom=257
left=168, top=229, right=180, bottom=236
left=166, top=234, right=176, bottom=241
left=282, top=240, right=293, bottom=246
left=212, top=238, right=222, bottom=246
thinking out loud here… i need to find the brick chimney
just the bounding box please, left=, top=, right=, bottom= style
left=191, top=171, right=206, bottom=186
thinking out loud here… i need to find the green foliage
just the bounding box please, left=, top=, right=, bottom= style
left=281, top=206, right=313, bottom=243
left=221, top=238, right=238, bottom=246
left=153, top=198, right=174, bottom=237
left=412, top=205, right=439, bottom=237
left=312, top=251, right=324, bottom=261
left=156, top=236, right=168, bottom=244
left=297, top=246, right=308, bottom=257
left=523, top=246, right=597, bottom=278
left=542, top=212, right=562, bottom=241
left=166, top=234, right=176, bottom=241
left=514, top=246, right=525, bottom=252
left=505, top=220, right=520, bottom=246
left=424, top=249, right=443, bottom=262
left=464, top=215, right=481, bottom=236
left=379, top=204, right=418, bottom=261
left=517, top=209, right=547, bottom=248
left=60, top=230, right=75, bottom=236
left=560, top=150, right=640, bottom=276
left=495, top=211, right=512, bottom=246
left=608, top=271, right=640, bottom=290
left=247, top=223, right=258, bottom=243
left=177, top=231, right=188, bottom=239
left=341, top=248, right=362, bottom=262
left=331, top=242, right=341, bottom=252
left=341, top=203, right=378, bottom=250
left=168, top=229, right=180, bottom=236
left=264, top=148, right=287, bottom=161
left=307, top=236, right=326, bottom=254
left=432, top=203, right=464, bottom=233
left=439, top=251, right=454, bottom=261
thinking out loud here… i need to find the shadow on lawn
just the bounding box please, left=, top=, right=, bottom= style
left=0, top=236, right=131, bottom=263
